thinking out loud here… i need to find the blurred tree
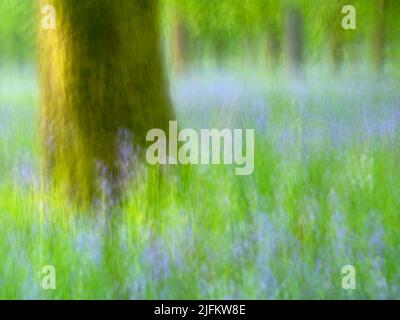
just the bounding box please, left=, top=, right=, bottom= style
left=265, top=24, right=282, bottom=70
left=40, top=0, right=174, bottom=204
left=329, top=2, right=345, bottom=72
left=385, top=0, right=400, bottom=69
left=314, top=0, right=348, bottom=73
left=372, top=0, right=387, bottom=72
left=172, top=14, right=189, bottom=73
left=207, top=0, right=232, bottom=67
left=285, top=5, right=304, bottom=76
left=170, top=2, right=190, bottom=73
left=246, top=0, right=283, bottom=70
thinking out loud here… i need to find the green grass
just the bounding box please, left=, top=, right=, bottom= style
left=0, top=64, right=399, bottom=299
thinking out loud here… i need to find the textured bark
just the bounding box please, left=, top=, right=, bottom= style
left=39, top=0, right=174, bottom=203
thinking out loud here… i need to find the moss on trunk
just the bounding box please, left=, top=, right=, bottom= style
left=39, top=0, right=174, bottom=204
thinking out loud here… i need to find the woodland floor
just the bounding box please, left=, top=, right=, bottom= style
left=0, top=63, right=399, bottom=299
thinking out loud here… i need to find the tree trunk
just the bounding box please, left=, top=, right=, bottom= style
left=372, top=0, right=386, bottom=72
left=331, top=33, right=343, bottom=73
left=266, top=29, right=280, bottom=70
left=330, top=7, right=343, bottom=74
left=285, top=7, right=304, bottom=77
left=39, top=0, right=174, bottom=204
left=214, top=34, right=226, bottom=68
left=171, top=7, right=189, bottom=74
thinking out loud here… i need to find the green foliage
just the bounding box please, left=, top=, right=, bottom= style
left=162, top=0, right=399, bottom=67
left=2, top=0, right=399, bottom=67
left=0, top=0, right=36, bottom=63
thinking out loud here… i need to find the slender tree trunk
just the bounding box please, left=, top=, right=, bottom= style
left=171, top=7, right=189, bottom=74
left=372, top=0, right=386, bottom=72
left=330, top=8, right=343, bottom=74
left=285, top=7, right=304, bottom=77
left=214, top=34, right=226, bottom=68
left=243, top=28, right=259, bottom=65
left=328, top=1, right=346, bottom=74
left=266, top=29, right=280, bottom=70
left=39, top=0, right=174, bottom=204
left=331, top=33, right=343, bottom=73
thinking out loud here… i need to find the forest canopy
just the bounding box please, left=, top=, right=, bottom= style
left=1, top=0, right=399, bottom=69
